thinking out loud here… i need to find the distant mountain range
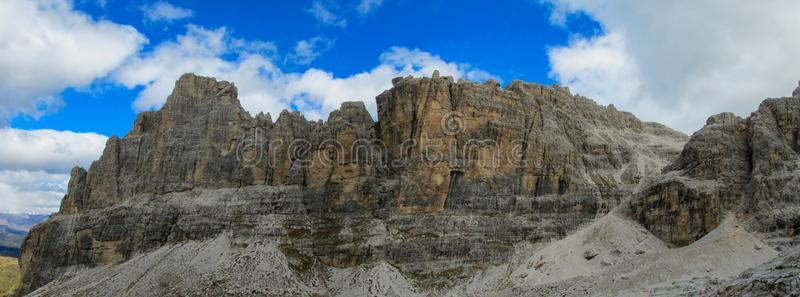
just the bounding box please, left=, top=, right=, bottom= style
left=0, top=213, right=49, bottom=257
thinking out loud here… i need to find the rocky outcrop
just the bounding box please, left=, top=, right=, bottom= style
left=713, top=240, right=800, bottom=296
left=60, top=74, right=251, bottom=212
left=58, top=74, right=379, bottom=213
left=630, top=82, right=800, bottom=247
left=17, top=74, right=800, bottom=296
left=17, top=73, right=689, bottom=295
left=378, top=77, right=686, bottom=213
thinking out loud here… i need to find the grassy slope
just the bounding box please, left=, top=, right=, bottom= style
left=0, top=256, right=19, bottom=297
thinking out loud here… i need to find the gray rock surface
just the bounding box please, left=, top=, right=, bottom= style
left=713, top=240, right=800, bottom=296
left=793, top=80, right=800, bottom=98
left=16, top=72, right=749, bottom=296
left=629, top=90, right=800, bottom=248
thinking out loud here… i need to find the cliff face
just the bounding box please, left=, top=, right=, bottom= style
left=17, top=73, right=691, bottom=295
left=378, top=76, right=685, bottom=213
left=629, top=84, right=800, bottom=248
left=58, top=74, right=685, bottom=215
left=58, top=74, right=381, bottom=213
left=60, top=75, right=253, bottom=213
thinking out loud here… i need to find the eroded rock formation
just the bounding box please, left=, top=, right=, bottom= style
left=17, top=73, right=689, bottom=296
left=629, top=83, right=800, bottom=248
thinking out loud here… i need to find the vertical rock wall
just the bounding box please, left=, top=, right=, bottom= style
left=630, top=83, right=800, bottom=248
left=17, top=73, right=689, bottom=295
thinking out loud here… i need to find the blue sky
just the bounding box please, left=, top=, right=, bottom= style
left=2, top=0, right=800, bottom=213
left=10, top=0, right=602, bottom=137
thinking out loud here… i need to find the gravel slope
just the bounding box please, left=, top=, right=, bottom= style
left=26, top=212, right=781, bottom=296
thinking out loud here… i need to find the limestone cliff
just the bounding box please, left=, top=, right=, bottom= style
left=629, top=82, right=800, bottom=248
left=17, top=73, right=691, bottom=296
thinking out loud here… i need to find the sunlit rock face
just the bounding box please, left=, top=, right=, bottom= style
left=18, top=73, right=694, bottom=295
left=377, top=77, right=686, bottom=213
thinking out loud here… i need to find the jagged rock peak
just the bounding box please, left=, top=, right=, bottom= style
left=127, top=73, right=251, bottom=138
left=793, top=80, right=800, bottom=97
left=17, top=71, right=693, bottom=296
left=705, top=112, right=741, bottom=126
left=275, top=108, right=307, bottom=125
left=255, top=111, right=272, bottom=123
left=327, top=101, right=374, bottom=125
left=167, top=73, right=239, bottom=106
left=630, top=83, right=800, bottom=248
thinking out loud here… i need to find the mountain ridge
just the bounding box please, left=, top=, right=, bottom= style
left=0, top=214, right=48, bottom=258
left=16, top=74, right=800, bottom=296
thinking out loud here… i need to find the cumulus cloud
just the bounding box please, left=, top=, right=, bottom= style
left=141, top=1, right=194, bottom=22
left=544, top=0, right=800, bottom=133
left=308, top=0, right=347, bottom=27
left=0, top=128, right=107, bottom=213
left=0, top=170, right=69, bottom=214
left=114, top=25, right=498, bottom=122
left=113, top=25, right=287, bottom=114
left=0, top=128, right=107, bottom=173
left=0, top=0, right=146, bottom=124
left=548, top=33, right=639, bottom=107
left=286, top=36, right=334, bottom=65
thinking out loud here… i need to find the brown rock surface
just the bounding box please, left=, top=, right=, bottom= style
left=378, top=77, right=686, bottom=212
left=17, top=74, right=800, bottom=297
left=17, top=73, right=691, bottom=296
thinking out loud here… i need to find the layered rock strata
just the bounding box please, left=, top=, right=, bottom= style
left=18, top=73, right=688, bottom=295
left=630, top=82, right=800, bottom=248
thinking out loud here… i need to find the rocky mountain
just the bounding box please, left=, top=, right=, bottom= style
left=0, top=214, right=48, bottom=258
left=630, top=96, right=800, bottom=249
left=0, top=229, right=24, bottom=258
left=0, top=215, right=49, bottom=233
left=14, top=74, right=800, bottom=296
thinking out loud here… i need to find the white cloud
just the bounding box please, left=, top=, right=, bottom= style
left=356, top=0, right=384, bottom=15
left=0, top=170, right=69, bottom=214
left=141, top=1, right=194, bottom=23
left=114, top=25, right=498, bottom=122
left=548, top=33, right=639, bottom=107
left=0, top=128, right=108, bottom=173
left=0, top=128, right=107, bottom=214
left=286, top=36, right=334, bottom=65
left=113, top=25, right=289, bottom=115
left=308, top=0, right=347, bottom=27
left=0, top=0, right=146, bottom=124
left=545, top=0, right=800, bottom=133
left=0, top=0, right=117, bottom=213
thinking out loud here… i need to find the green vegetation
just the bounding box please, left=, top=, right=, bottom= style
left=0, top=256, right=20, bottom=296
